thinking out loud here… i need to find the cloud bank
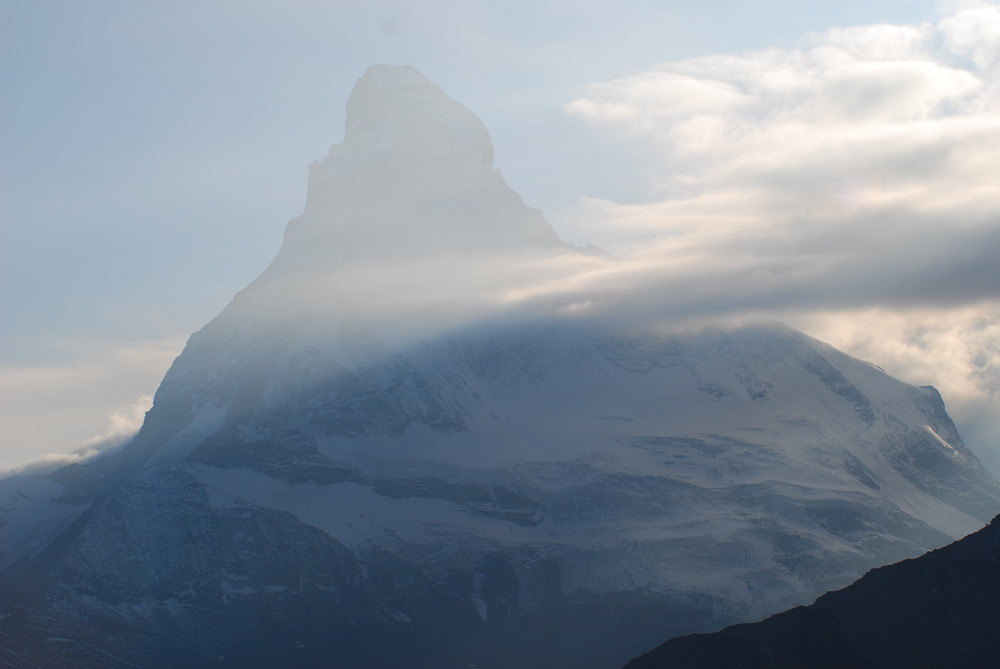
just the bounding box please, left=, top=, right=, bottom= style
left=565, top=4, right=1000, bottom=301
left=0, top=338, right=179, bottom=474
left=554, top=1, right=1000, bottom=467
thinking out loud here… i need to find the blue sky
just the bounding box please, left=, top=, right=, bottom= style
left=5, top=0, right=1000, bottom=472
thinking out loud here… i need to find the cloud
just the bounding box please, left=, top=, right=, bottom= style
left=0, top=337, right=182, bottom=473
left=557, top=3, right=1000, bottom=318
left=81, top=393, right=154, bottom=449
left=555, top=3, right=1000, bottom=469
left=9, top=3, right=1000, bottom=478
left=3, top=392, right=155, bottom=477
left=790, top=302, right=1000, bottom=473
left=940, top=1, right=1000, bottom=72
left=566, top=8, right=1000, bottom=252
left=792, top=303, right=1000, bottom=406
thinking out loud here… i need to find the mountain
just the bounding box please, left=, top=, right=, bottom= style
left=2, top=65, right=999, bottom=669
left=624, top=513, right=1000, bottom=669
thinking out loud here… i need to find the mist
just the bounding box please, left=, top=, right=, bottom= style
left=4, top=2, right=1000, bottom=477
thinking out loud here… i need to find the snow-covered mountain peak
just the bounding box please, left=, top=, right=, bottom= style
left=269, top=65, right=563, bottom=275
left=4, top=67, right=1000, bottom=669
left=343, top=65, right=493, bottom=169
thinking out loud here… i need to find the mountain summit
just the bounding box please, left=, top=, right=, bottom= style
left=343, top=64, right=494, bottom=169
left=2, top=67, right=999, bottom=669
left=273, top=64, right=562, bottom=274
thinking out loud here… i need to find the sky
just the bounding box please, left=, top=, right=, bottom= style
left=3, top=0, right=1000, bottom=474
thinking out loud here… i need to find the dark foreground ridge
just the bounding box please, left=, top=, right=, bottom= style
left=626, top=514, right=1000, bottom=669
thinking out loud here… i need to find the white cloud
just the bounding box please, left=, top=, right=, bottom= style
left=940, top=1, right=1000, bottom=72
left=1, top=392, right=157, bottom=477
left=792, top=303, right=1000, bottom=406
left=558, top=3, right=1000, bottom=470
left=82, top=393, right=154, bottom=449
left=563, top=3, right=1000, bottom=300
left=0, top=337, right=182, bottom=473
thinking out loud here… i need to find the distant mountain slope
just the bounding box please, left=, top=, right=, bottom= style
left=625, top=514, right=1000, bottom=669
left=2, top=66, right=999, bottom=669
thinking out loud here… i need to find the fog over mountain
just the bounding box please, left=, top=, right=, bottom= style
left=1, top=66, right=998, bottom=669
left=6, top=3, right=1000, bottom=482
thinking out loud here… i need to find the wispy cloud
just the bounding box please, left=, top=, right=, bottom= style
left=81, top=392, right=154, bottom=449
left=0, top=337, right=181, bottom=473
left=4, top=392, right=155, bottom=477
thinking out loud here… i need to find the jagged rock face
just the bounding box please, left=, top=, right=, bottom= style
left=2, top=66, right=999, bottom=669
left=274, top=64, right=562, bottom=272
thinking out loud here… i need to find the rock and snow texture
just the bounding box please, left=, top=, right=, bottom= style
left=0, top=476, right=88, bottom=570
left=2, top=65, right=999, bottom=669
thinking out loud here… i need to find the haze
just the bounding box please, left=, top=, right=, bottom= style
left=3, top=0, right=1000, bottom=475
